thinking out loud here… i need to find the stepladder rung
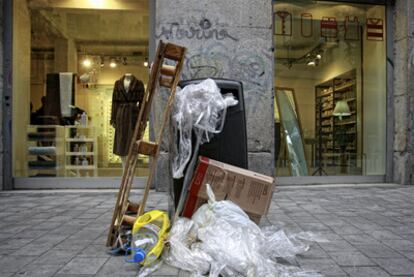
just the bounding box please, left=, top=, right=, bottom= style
left=135, top=140, right=158, bottom=156
left=122, top=214, right=136, bottom=226
left=159, top=75, right=174, bottom=88
left=127, top=201, right=139, bottom=213
left=164, top=43, right=186, bottom=61
left=160, top=64, right=176, bottom=77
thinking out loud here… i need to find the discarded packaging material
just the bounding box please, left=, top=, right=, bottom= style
left=128, top=210, right=170, bottom=267
left=171, top=78, right=238, bottom=179
left=183, top=156, right=275, bottom=223
left=164, top=185, right=325, bottom=277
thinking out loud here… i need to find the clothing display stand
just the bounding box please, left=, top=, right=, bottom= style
left=106, top=40, right=186, bottom=247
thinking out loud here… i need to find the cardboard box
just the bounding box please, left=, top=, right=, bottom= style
left=183, top=156, right=275, bottom=223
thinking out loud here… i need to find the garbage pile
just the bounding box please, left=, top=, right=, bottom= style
left=117, top=79, right=325, bottom=276
left=163, top=185, right=324, bottom=277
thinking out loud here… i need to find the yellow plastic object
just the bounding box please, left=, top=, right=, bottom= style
left=132, top=210, right=170, bottom=266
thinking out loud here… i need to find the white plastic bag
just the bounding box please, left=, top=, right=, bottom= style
left=171, top=78, right=238, bottom=178
left=164, top=184, right=324, bottom=277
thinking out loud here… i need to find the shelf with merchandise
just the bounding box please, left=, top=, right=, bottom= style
left=315, top=69, right=359, bottom=174
left=26, top=125, right=65, bottom=177
left=64, top=125, right=98, bottom=177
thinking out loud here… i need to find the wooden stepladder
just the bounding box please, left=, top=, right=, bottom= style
left=107, top=41, right=186, bottom=247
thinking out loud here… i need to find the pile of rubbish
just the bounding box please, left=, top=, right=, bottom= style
left=131, top=185, right=324, bottom=277
left=116, top=79, right=325, bottom=276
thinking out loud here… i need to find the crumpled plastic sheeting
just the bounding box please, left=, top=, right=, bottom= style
left=164, top=185, right=325, bottom=277
left=171, top=78, right=238, bottom=178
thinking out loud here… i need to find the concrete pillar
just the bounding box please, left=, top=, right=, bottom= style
left=54, top=38, right=78, bottom=73
left=393, top=0, right=414, bottom=185
left=153, top=0, right=274, bottom=191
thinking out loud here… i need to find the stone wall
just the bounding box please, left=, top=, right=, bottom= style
left=393, top=0, right=414, bottom=185
left=153, top=0, right=274, bottom=191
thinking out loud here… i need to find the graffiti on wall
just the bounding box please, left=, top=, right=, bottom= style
left=156, top=18, right=238, bottom=41
left=181, top=40, right=273, bottom=119
left=156, top=16, right=273, bottom=137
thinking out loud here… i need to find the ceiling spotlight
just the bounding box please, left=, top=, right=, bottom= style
left=82, top=57, right=92, bottom=68
left=316, top=54, right=322, bottom=59
left=143, top=58, right=148, bottom=67
left=307, top=60, right=316, bottom=66
left=109, top=58, right=117, bottom=68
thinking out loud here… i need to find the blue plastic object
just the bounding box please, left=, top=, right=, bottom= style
left=125, top=247, right=146, bottom=263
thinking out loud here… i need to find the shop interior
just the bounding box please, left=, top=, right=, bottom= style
left=274, top=1, right=386, bottom=176
left=13, top=0, right=149, bottom=177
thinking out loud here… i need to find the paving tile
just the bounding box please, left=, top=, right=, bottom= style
left=95, top=256, right=138, bottom=276
left=369, top=230, right=403, bottom=241
left=327, top=251, right=376, bottom=266
left=341, top=234, right=380, bottom=245
left=32, top=249, right=79, bottom=265
left=78, top=244, right=111, bottom=258
left=372, top=257, right=414, bottom=275
left=297, top=244, right=329, bottom=258
left=57, top=257, right=109, bottom=275
left=381, top=239, right=414, bottom=251
left=318, top=240, right=357, bottom=252
left=355, top=244, right=403, bottom=258
left=0, top=255, right=37, bottom=273
left=0, top=239, right=34, bottom=250
left=298, top=258, right=347, bottom=276
left=14, top=264, right=61, bottom=277
left=399, top=251, right=414, bottom=261
left=341, top=266, right=390, bottom=277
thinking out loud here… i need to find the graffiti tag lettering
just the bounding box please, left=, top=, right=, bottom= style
left=156, top=18, right=238, bottom=41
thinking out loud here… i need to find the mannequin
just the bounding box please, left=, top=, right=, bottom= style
left=110, top=74, right=145, bottom=169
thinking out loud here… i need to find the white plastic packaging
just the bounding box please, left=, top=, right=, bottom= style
left=171, top=78, right=238, bottom=179
left=164, top=185, right=324, bottom=277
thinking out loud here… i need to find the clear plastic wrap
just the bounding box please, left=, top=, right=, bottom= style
left=164, top=185, right=324, bottom=277
left=163, top=217, right=213, bottom=276
left=171, top=78, right=238, bottom=178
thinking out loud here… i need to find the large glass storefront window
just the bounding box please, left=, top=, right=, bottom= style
left=274, top=1, right=386, bottom=176
left=13, top=0, right=149, bottom=177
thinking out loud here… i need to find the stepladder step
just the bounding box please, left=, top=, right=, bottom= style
left=135, top=140, right=158, bottom=156
left=159, top=75, right=174, bottom=88
left=127, top=201, right=139, bottom=213
left=122, top=214, right=136, bottom=226
left=161, top=64, right=176, bottom=76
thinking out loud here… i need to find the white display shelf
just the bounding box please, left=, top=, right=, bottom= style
left=66, top=138, right=95, bottom=142
left=65, top=152, right=95, bottom=156
left=65, top=165, right=96, bottom=170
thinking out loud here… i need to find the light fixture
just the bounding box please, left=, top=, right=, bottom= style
left=307, top=60, right=316, bottom=66
left=82, top=57, right=92, bottom=68
left=109, top=58, right=117, bottom=68
left=316, top=54, right=322, bottom=59
left=143, top=58, right=148, bottom=67
left=333, top=100, right=351, bottom=120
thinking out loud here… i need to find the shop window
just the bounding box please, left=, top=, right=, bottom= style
left=274, top=1, right=386, bottom=176
left=13, top=0, right=150, bottom=177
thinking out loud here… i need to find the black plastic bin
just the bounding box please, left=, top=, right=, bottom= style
left=173, top=78, right=248, bottom=209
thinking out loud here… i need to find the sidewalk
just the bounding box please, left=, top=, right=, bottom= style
left=0, top=184, right=414, bottom=276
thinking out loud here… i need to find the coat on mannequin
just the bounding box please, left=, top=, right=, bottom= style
left=110, top=74, right=145, bottom=163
